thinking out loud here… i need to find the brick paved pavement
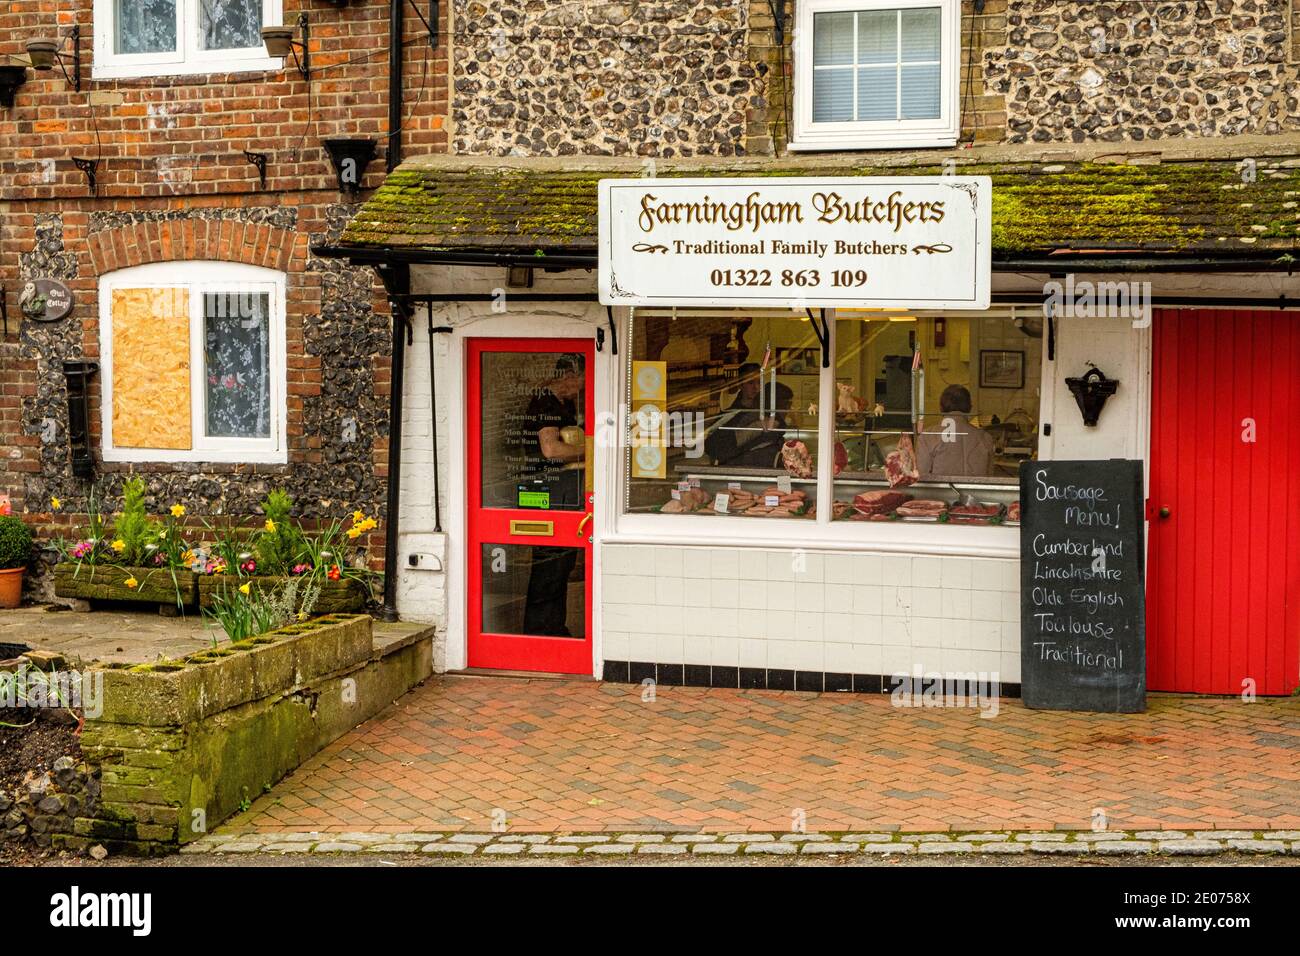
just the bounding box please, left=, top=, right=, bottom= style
left=227, top=676, right=1300, bottom=835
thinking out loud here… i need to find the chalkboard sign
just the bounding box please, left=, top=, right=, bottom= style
left=1019, top=460, right=1146, bottom=713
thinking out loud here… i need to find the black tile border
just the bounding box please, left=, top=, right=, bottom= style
left=602, top=661, right=1021, bottom=698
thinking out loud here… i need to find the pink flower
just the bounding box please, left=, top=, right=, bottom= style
left=222, top=375, right=237, bottom=389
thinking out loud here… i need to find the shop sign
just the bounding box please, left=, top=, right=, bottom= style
left=599, top=176, right=991, bottom=310
left=19, top=279, right=74, bottom=323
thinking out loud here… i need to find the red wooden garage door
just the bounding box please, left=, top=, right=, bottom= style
left=1148, top=308, right=1300, bottom=695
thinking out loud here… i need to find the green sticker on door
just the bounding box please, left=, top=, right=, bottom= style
left=517, top=486, right=551, bottom=510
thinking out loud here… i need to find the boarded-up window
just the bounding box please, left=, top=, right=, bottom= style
left=111, top=287, right=192, bottom=450
left=100, top=261, right=285, bottom=463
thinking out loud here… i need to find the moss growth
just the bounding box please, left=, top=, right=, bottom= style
left=344, top=158, right=1300, bottom=256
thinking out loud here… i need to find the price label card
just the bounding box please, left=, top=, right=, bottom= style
left=671, top=489, right=682, bottom=500
left=688, top=477, right=702, bottom=489
left=777, top=475, right=793, bottom=494
left=714, top=493, right=730, bottom=514
left=677, top=481, right=692, bottom=491
left=765, top=495, right=780, bottom=507
left=727, top=482, right=742, bottom=491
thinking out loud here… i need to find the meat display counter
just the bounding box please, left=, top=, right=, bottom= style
left=629, top=463, right=1021, bottom=526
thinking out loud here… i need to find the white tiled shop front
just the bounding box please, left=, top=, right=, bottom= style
left=600, top=544, right=1021, bottom=683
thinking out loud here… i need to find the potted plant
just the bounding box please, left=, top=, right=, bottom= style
left=0, top=514, right=33, bottom=608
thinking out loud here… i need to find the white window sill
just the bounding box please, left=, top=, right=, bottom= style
left=100, top=448, right=287, bottom=465
left=92, top=56, right=284, bottom=80
left=608, top=514, right=1020, bottom=560
left=786, top=135, right=959, bottom=152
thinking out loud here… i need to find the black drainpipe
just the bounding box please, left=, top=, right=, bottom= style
left=388, top=0, right=403, bottom=172
left=379, top=263, right=411, bottom=621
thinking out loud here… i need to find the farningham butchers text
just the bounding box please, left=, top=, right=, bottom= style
left=638, top=190, right=946, bottom=235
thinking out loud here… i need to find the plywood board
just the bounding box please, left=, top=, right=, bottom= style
left=111, top=287, right=191, bottom=450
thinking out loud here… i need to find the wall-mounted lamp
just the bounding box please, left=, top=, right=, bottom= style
left=262, top=13, right=310, bottom=80
left=1065, top=366, right=1119, bottom=427
left=323, top=138, right=377, bottom=194
left=25, top=26, right=80, bottom=92
left=0, top=66, right=28, bottom=107
left=62, top=360, right=99, bottom=479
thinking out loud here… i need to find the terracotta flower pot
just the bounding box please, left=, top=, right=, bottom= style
left=0, top=566, right=23, bottom=609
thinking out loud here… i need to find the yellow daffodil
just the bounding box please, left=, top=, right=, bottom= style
left=170, top=504, right=185, bottom=518
left=51, top=497, right=61, bottom=511
left=158, top=529, right=167, bottom=539
left=352, top=510, right=364, bottom=524
left=111, top=539, right=126, bottom=553
left=359, top=518, right=377, bottom=532
left=265, top=519, right=276, bottom=533
left=238, top=582, right=251, bottom=595
left=124, top=576, right=138, bottom=590
left=346, top=527, right=361, bottom=539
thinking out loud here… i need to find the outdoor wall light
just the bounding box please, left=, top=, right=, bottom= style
left=262, top=13, right=310, bottom=79
left=1065, top=366, right=1119, bottom=427
left=324, top=138, right=377, bottom=194
left=24, top=26, right=80, bottom=92
left=0, top=66, right=27, bottom=108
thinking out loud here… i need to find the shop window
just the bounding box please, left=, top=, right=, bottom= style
left=93, top=0, right=282, bottom=78
left=791, top=0, right=960, bottom=151
left=624, top=308, right=1042, bottom=529
left=625, top=310, right=821, bottom=519
left=99, top=261, right=287, bottom=464
left=829, top=311, right=1040, bottom=523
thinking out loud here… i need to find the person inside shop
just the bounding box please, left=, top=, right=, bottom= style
left=521, top=353, right=585, bottom=637
left=917, top=384, right=995, bottom=478
left=705, top=362, right=795, bottom=468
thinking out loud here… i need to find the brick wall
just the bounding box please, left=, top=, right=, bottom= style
left=0, top=0, right=450, bottom=588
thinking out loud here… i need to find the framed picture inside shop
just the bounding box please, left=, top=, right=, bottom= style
left=979, top=349, right=1025, bottom=389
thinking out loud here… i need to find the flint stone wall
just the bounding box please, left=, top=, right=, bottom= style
left=452, top=0, right=762, bottom=157
left=988, top=0, right=1300, bottom=144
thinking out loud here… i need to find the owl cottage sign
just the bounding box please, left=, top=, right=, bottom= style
left=19, top=279, right=74, bottom=323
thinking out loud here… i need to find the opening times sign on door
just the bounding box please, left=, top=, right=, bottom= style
left=1019, top=460, right=1147, bottom=713
left=597, top=176, right=991, bottom=310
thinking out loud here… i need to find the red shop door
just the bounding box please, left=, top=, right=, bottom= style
left=466, top=338, right=594, bottom=675
left=1148, top=308, right=1300, bottom=695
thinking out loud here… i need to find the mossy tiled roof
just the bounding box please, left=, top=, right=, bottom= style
left=342, top=153, right=1300, bottom=259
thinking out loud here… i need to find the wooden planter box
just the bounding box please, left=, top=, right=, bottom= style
left=197, top=574, right=367, bottom=613
left=53, top=563, right=198, bottom=607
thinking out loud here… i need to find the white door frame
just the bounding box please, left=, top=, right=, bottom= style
left=437, top=303, right=619, bottom=677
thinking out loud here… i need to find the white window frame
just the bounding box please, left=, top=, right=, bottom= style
left=92, top=0, right=284, bottom=79
left=611, top=307, right=1049, bottom=560
left=99, top=260, right=288, bottom=464
left=790, top=0, right=961, bottom=152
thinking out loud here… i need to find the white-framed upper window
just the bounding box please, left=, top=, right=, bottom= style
left=791, top=0, right=960, bottom=151
left=92, top=0, right=283, bottom=79
left=99, top=261, right=287, bottom=464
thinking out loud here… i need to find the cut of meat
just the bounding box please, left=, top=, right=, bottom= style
left=833, top=441, right=848, bottom=476
left=781, top=440, right=814, bottom=478
left=1006, top=501, right=1021, bottom=522
left=896, top=499, right=948, bottom=517
left=852, top=490, right=910, bottom=516
left=949, top=502, right=1001, bottom=518
left=884, top=434, right=919, bottom=488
